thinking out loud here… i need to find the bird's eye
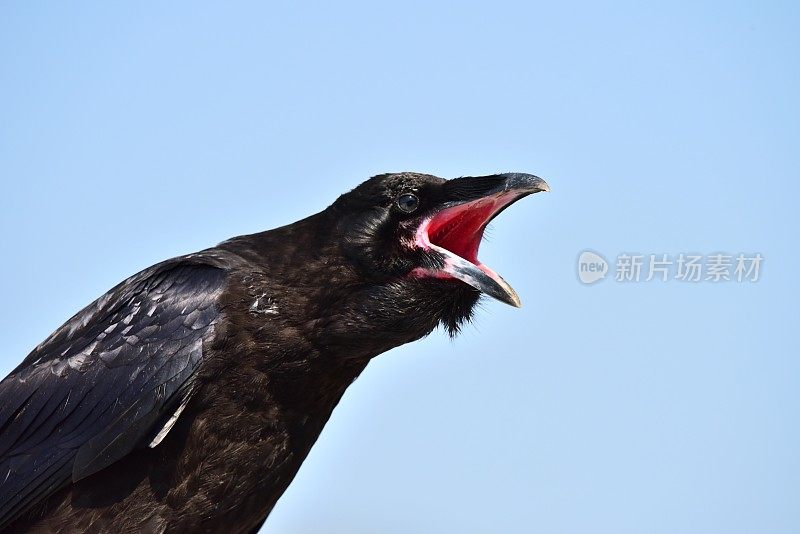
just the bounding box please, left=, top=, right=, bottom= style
left=396, top=193, right=419, bottom=213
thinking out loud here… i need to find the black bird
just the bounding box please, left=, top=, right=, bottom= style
left=0, top=171, right=549, bottom=533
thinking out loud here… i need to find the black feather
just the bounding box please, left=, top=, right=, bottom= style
left=0, top=258, right=226, bottom=527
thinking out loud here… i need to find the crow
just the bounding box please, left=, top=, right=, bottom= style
left=0, top=171, right=549, bottom=533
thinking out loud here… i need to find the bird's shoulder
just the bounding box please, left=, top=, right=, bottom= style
left=13, top=248, right=245, bottom=373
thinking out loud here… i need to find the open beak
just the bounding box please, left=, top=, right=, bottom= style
left=413, top=173, right=549, bottom=307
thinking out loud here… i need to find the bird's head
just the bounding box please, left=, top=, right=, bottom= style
left=331, top=172, right=549, bottom=334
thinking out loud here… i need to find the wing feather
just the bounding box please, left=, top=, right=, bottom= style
left=0, top=258, right=227, bottom=528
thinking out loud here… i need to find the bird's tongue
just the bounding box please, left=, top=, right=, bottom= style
left=413, top=193, right=522, bottom=307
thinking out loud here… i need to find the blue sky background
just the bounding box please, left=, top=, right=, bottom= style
left=1, top=2, right=798, bottom=533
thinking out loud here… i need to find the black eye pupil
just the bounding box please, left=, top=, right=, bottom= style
left=397, top=193, right=419, bottom=212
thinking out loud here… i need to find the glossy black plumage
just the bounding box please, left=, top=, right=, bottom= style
left=0, top=172, right=547, bottom=533
left=0, top=256, right=229, bottom=528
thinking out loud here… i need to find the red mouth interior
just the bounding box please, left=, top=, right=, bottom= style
left=426, top=198, right=499, bottom=263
